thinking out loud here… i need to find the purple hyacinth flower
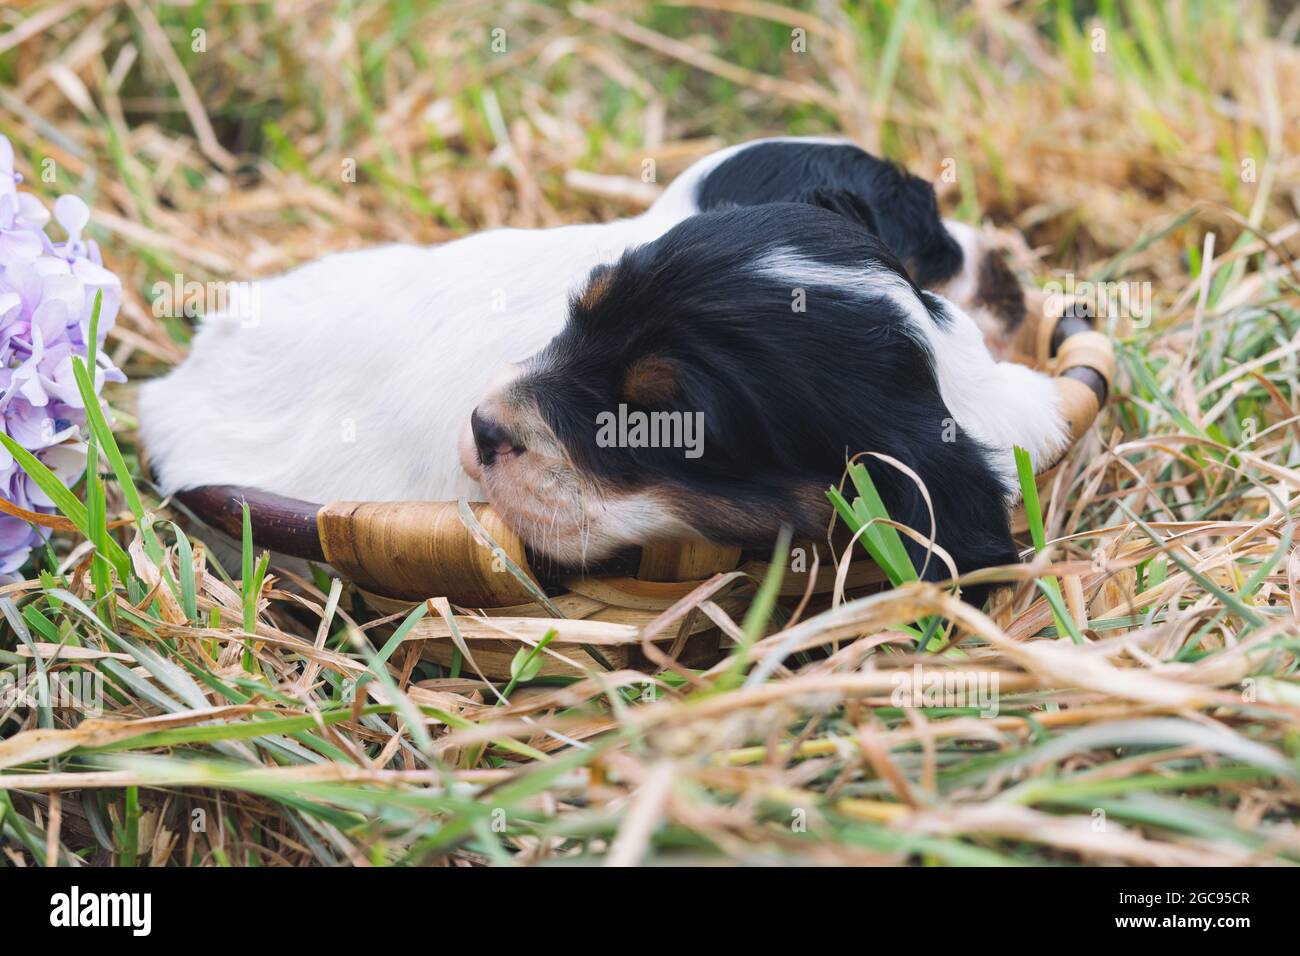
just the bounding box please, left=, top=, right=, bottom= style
left=0, top=132, right=127, bottom=581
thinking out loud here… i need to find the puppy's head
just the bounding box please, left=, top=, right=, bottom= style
left=463, top=203, right=1017, bottom=578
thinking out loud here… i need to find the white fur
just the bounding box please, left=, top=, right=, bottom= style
left=142, top=220, right=665, bottom=503
left=755, top=249, right=1068, bottom=492
left=936, top=218, right=980, bottom=304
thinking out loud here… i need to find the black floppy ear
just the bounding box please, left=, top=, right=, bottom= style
left=790, top=187, right=881, bottom=236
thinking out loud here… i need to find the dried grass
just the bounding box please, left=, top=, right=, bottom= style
left=0, top=0, right=1298, bottom=866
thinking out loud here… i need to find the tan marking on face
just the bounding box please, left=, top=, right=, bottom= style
left=478, top=427, right=697, bottom=567
left=466, top=366, right=708, bottom=565
left=577, top=267, right=615, bottom=311
left=462, top=371, right=596, bottom=563
left=621, top=355, right=679, bottom=405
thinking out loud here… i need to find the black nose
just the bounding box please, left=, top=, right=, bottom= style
left=471, top=408, right=521, bottom=467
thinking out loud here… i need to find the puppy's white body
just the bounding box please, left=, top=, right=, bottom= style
left=140, top=137, right=1064, bottom=506
left=142, top=218, right=658, bottom=503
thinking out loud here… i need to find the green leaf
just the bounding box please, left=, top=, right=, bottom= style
left=70, top=352, right=175, bottom=603
left=847, top=462, right=917, bottom=583
left=0, top=434, right=88, bottom=529
left=510, top=646, right=545, bottom=683
left=1036, top=579, right=1085, bottom=645
left=171, top=523, right=199, bottom=622
left=70, top=358, right=151, bottom=529
left=1118, top=502, right=1265, bottom=630
left=1120, top=347, right=1207, bottom=441
left=85, top=432, right=112, bottom=604
left=355, top=598, right=427, bottom=695
left=1014, top=446, right=1047, bottom=553
left=240, top=501, right=264, bottom=634
left=0, top=434, right=130, bottom=578
left=1015, top=446, right=1080, bottom=643
left=741, top=526, right=791, bottom=644
left=85, top=289, right=103, bottom=372
left=1, top=597, right=51, bottom=728
left=501, top=628, right=558, bottom=700
left=825, top=462, right=918, bottom=588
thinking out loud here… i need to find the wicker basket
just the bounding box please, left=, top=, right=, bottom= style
left=174, top=307, right=1113, bottom=677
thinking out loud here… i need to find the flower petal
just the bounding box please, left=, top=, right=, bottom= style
left=53, top=194, right=90, bottom=243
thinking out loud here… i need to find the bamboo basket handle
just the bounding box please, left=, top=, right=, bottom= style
left=637, top=540, right=742, bottom=582
left=316, top=500, right=537, bottom=606
left=1016, top=287, right=1114, bottom=441
left=172, top=487, right=537, bottom=606
left=171, top=485, right=326, bottom=561
left=1047, top=313, right=1114, bottom=447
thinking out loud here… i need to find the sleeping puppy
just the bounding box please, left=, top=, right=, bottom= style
left=140, top=137, right=1058, bottom=578
left=461, top=201, right=1066, bottom=580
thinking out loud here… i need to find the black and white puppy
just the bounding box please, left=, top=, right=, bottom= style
left=141, top=137, right=1063, bottom=580
left=463, top=201, right=1065, bottom=580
